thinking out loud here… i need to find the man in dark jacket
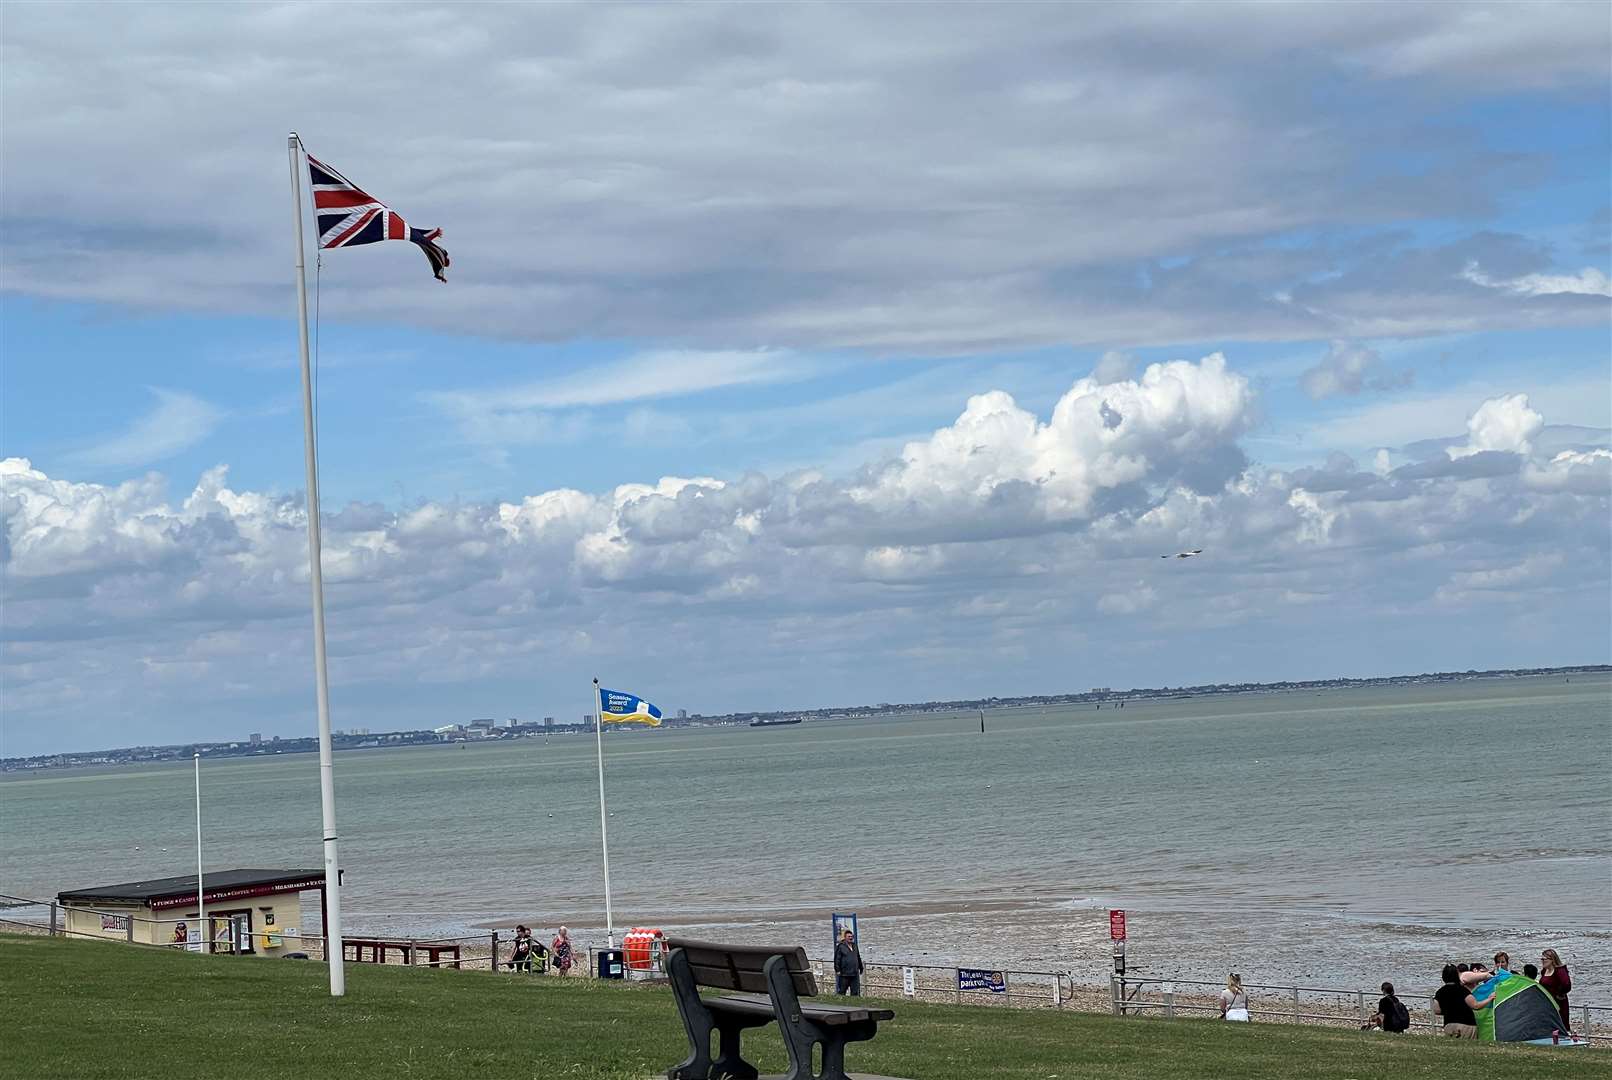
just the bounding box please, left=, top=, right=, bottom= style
left=834, top=928, right=864, bottom=995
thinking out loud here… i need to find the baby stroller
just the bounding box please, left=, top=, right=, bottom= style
left=508, top=929, right=549, bottom=974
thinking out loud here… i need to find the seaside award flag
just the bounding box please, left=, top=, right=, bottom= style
left=598, top=689, right=663, bottom=726
left=306, top=153, right=450, bottom=281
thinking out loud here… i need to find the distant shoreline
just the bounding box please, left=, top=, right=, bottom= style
left=6, top=663, right=1606, bottom=772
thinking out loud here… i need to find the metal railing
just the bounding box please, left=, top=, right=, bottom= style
left=1110, top=973, right=1606, bottom=1043
left=2, top=893, right=1603, bottom=1042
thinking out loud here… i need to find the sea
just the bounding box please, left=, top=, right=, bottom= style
left=3, top=674, right=1608, bottom=997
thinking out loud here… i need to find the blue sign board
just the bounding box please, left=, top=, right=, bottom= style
left=957, top=968, right=1007, bottom=993
left=831, top=912, right=858, bottom=953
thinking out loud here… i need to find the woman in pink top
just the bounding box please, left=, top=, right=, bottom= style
left=1538, top=949, right=1572, bottom=1031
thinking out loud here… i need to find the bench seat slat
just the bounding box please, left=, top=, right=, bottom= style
left=712, top=993, right=895, bottom=1025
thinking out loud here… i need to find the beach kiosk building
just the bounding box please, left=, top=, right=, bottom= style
left=56, top=868, right=326, bottom=956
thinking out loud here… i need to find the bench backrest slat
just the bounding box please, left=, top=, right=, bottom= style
left=664, top=937, right=817, bottom=996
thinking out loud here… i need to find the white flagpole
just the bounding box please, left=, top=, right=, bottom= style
left=288, top=132, right=345, bottom=997
left=592, top=677, right=615, bottom=950
left=194, top=752, right=205, bottom=950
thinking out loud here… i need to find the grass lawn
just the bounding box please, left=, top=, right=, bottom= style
left=1, top=935, right=1602, bottom=1080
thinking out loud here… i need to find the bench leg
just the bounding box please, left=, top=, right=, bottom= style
left=711, top=1018, right=760, bottom=1080
left=667, top=1003, right=715, bottom=1079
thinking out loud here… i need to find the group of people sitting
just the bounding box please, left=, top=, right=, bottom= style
left=1218, top=948, right=1574, bottom=1036
left=506, top=924, right=575, bottom=975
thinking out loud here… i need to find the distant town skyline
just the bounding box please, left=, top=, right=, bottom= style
left=3, top=5, right=1608, bottom=758
left=7, top=663, right=1603, bottom=766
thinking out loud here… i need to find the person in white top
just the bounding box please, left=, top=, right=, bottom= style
left=1220, top=973, right=1251, bottom=1021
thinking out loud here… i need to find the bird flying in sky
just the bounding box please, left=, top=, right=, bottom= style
left=1162, top=550, right=1203, bottom=559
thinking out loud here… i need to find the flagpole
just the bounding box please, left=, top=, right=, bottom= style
left=194, top=752, right=205, bottom=951
left=592, top=677, right=615, bottom=950
left=288, top=131, right=346, bottom=997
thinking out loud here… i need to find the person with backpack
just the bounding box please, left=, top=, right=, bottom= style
left=1369, top=982, right=1410, bottom=1032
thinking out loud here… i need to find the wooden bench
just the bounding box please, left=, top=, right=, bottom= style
left=663, top=937, right=896, bottom=1080
left=342, top=937, right=461, bottom=969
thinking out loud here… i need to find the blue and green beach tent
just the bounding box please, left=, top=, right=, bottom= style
left=1474, top=974, right=1579, bottom=1045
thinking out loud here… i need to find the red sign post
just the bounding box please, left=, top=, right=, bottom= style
left=1109, top=909, right=1126, bottom=942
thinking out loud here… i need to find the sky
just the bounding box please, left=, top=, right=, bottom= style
left=2, top=2, right=1609, bottom=756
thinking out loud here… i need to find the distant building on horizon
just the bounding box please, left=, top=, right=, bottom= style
left=249, top=733, right=262, bottom=745
left=677, top=708, right=687, bottom=719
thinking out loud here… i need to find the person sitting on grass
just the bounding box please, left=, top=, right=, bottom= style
left=1366, top=982, right=1410, bottom=1032
left=1219, top=973, right=1250, bottom=1022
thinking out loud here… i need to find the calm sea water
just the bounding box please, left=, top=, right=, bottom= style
left=3, top=675, right=1608, bottom=993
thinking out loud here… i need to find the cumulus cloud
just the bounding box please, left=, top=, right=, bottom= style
left=4, top=354, right=1608, bottom=753
left=1448, top=393, right=1544, bottom=459
left=1299, top=341, right=1414, bottom=400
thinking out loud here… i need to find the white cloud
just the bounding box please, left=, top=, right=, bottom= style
left=0, top=6, right=1606, bottom=352
left=1097, top=584, right=1157, bottom=615
left=426, top=348, right=814, bottom=452
left=1298, top=341, right=1413, bottom=400
left=4, top=352, right=1608, bottom=754
left=1301, top=372, right=1612, bottom=454
left=1462, top=262, right=1612, bottom=297
left=1448, top=393, right=1543, bottom=458
left=61, top=388, right=223, bottom=471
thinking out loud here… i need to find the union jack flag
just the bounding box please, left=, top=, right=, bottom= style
left=306, top=153, right=449, bottom=282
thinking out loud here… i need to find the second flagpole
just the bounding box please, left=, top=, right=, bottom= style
left=288, top=132, right=346, bottom=997
left=592, top=677, right=615, bottom=951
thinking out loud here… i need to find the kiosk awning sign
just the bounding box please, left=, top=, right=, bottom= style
left=1109, top=909, right=1126, bottom=942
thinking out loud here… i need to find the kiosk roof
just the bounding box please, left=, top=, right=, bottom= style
left=58, top=869, right=325, bottom=906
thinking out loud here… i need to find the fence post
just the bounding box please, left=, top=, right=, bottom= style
left=1110, top=975, right=1121, bottom=1016
left=1292, top=986, right=1300, bottom=1024
left=1357, top=990, right=1365, bottom=1026
left=48, top=903, right=58, bottom=937
left=126, top=914, right=135, bottom=943
left=490, top=931, right=499, bottom=971
left=1165, top=983, right=1175, bottom=1020
left=407, top=938, right=417, bottom=966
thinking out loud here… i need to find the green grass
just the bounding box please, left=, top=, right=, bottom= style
left=1, top=935, right=1603, bottom=1080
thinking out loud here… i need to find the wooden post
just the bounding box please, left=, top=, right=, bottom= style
left=407, top=939, right=416, bottom=965
left=125, top=913, right=135, bottom=943
left=1292, top=986, right=1300, bottom=1024
left=489, top=931, right=499, bottom=972
left=48, top=903, right=58, bottom=937
left=1357, top=990, right=1365, bottom=1026
left=1164, top=984, right=1175, bottom=1019
left=1110, top=975, right=1120, bottom=1016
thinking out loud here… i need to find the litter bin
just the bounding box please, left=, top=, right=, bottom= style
left=597, top=948, right=624, bottom=979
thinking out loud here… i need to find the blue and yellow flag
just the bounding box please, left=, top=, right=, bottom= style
left=598, top=688, right=662, bottom=726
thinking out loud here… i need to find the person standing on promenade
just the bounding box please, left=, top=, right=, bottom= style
left=1435, top=964, right=1478, bottom=1038
left=1538, top=949, right=1572, bottom=1031
left=834, top=928, right=864, bottom=996
left=1219, top=974, right=1250, bottom=1021
left=552, top=926, right=574, bottom=976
